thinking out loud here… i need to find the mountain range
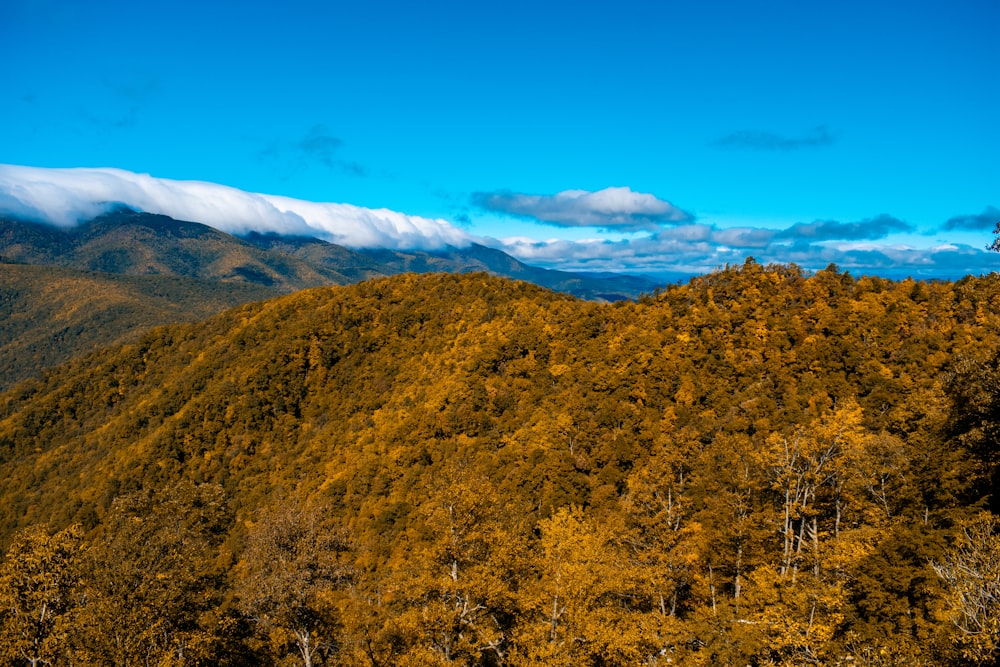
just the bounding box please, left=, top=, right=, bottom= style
left=0, top=209, right=661, bottom=389
left=0, top=210, right=660, bottom=298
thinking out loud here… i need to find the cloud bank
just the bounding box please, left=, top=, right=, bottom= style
left=775, top=215, right=914, bottom=242
left=473, top=186, right=693, bottom=232
left=942, top=206, right=1000, bottom=232
left=498, top=215, right=1000, bottom=280
left=0, top=165, right=472, bottom=250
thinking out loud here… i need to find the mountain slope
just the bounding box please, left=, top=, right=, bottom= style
left=1, top=266, right=998, bottom=662
left=0, top=266, right=993, bottom=535
left=0, top=210, right=360, bottom=290
left=6, top=266, right=999, bottom=535
left=0, top=263, right=279, bottom=390
left=0, top=211, right=659, bottom=387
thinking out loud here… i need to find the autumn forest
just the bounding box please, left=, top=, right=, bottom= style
left=1, top=262, right=999, bottom=665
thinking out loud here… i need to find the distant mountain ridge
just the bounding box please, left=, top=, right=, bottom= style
left=0, top=211, right=360, bottom=291
left=0, top=210, right=661, bottom=299
left=0, top=210, right=662, bottom=388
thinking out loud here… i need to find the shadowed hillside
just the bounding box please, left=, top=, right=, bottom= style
left=0, top=263, right=279, bottom=390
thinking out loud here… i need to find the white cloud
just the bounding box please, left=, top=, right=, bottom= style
left=0, top=165, right=474, bottom=250
left=473, top=186, right=693, bottom=231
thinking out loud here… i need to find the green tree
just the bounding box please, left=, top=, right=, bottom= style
left=990, top=220, right=1000, bottom=253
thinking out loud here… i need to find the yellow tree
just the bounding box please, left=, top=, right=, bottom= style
left=621, top=429, right=706, bottom=654
left=758, top=401, right=881, bottom=585
left=363, top=464, right=524, bottom=666
left=73, top=481, right=230, bottom=666
left=683, top=431, right=771, bottom=664
left=932, top=512, right=1000, bottom=664
left=510, top=505, right=648, bottom=666
left=235, top=501, right=352, bottom=667
left=744, top=401, right=905, bottom=663
left=0, top=524, right=83, bottom=667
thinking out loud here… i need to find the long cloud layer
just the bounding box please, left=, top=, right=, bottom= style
left=0, top=165, right=472, bottom=250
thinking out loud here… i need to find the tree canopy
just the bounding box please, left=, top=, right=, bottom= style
left=1, top=265, right=999, bottom=664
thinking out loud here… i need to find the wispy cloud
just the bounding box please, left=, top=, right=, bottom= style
left=714, top=125, right=835, bottom=151
left=297, top=125, right=366, bottom=176
left=942, top=206, right=1000, bottom=231
left=472, top=186, right=693, bottom=232
left=0, top=165, right=469, bottom=250
left=298, top=126, right=342, bottom=162
left=258, top=125, right=366, bottom=177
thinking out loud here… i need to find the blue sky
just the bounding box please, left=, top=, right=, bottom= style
left=1, top=0, right=997, bottom=279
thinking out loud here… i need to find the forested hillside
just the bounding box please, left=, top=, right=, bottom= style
left=0, top=263, right=280, bottom=390
left=0, top=211, right=658, bottom=388
left=1, top=263, right=998, bottom=665
left=0, top=211, right=367, bottom=289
